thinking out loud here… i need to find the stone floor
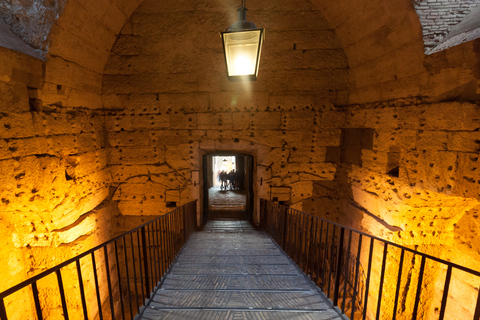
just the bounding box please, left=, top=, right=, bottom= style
left=136, top=220, right=343, bottom=320
left=208, top=186, right=246, bottom=211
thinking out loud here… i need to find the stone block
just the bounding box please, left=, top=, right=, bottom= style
left=171, top=113, right=197, bottom=130
left=109, top=146, right=163, bottom=165
left=197, top=113, right=233, bottom=130
left=232, top=112, right=251, bottom=130
left=44, top=56, right=102, bottom=93
left=416, top=130, right=448, bottom=150
left=0, top=82, right=30, bottom=114
left=251, top=112, right=281, bottom=130
left=448, top=131, right=480, bottom=152
left=0, top=113, right=35, bottom=139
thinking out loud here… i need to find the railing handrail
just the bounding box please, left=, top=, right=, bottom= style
left=261, top=199, right=480, bottom=320
left=0, top=200, right=197, bottom=300
left=267, top=201, right=480, bottom=276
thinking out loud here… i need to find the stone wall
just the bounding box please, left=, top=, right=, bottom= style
left=102, top=0, right=349, bottom=223
left=304, top=98, right=480, bottom=319
left=413, top=0, right=479, bottom=52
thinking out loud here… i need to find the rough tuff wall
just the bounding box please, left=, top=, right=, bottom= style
left=102, top=0, right=350, bottom=221
left=306, top=97, right=480, bottom=319
left=0, top=46, right=119, bottom=319
left=0, top=0, right=141, bottom=316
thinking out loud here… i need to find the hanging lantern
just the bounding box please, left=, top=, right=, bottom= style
left=221, top=0, right=264, bottom=81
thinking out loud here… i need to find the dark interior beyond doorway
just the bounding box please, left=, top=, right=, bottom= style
left=203, top=154, right=253, bottom=221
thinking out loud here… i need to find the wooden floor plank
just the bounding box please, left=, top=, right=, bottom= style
left=136, top=220, right=343, bottom=320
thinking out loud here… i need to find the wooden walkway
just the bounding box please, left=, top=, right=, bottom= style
left=136, top=220, right=344, bottom=320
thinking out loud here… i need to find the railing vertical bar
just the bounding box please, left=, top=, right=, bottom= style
left=167, top=215, right=173, bottom=266
left=0, top=298, right=7, bottom=320
left=392, top=249, right=405, bottom=320
left=316, top=220, right=324, bottom=287
left=149, top=222, right=157, bottom=287
left=473, top=287, right=480, bottom=320
left=292, top=212, right=298, bottom=264
left=149, top=223, right=156, bottom=288
left=146, top=223, right=157, bottom=290
left=341, top=230, right=352, bottom=312
left=103, top=246, right=116, bottom=320
left=152, top=221, right=160, bottom=283
left=328, top=225, right=337, bottom=298
left=298, top=212, right=304, bottom=266
left=333, top=227, right=345, bottom=306
left=183, top=206, right=187, bottom=244
left=137, top=230, right=145, bottom=302
left=55, top=269, right=69, bottom=320
left=141, top=227, right=150, bottom=300
left=306, top=216, right=314, bottom=277
left=161, top=218, right=167, bottom=275
left=114, top=241, right=126, bottom=320
left=438, top=265, right=452, bottom=320
left=300, top=213, right=307, bottom=269
left=122, top=237, right=133, bottom=319
left=311, top=218, right=318, bottom=284
left=175, top=210, right=180, bottom=252
left=130, top=233, right=140, bottom=313
left=91, top=252, right=103, bottom=320
left=321, top=223, right=329, bottom=290
left=412, top=256, right=426, bottom=320
left=155, top=220, right=163, bottom=279
left=303, top=215, right=310, bottom=271
left=286, top=209, right=292, bottom=255
left=281, top=206, right=288, bottom=249
left=351, top=234, right=363, bottom=320
left=362, top=238, right=375, bottom=320
left=376, top=243, right=388, bottom=320
left=295, top=212, right=301, bottom=266
left=75, top=260, right=88, bottom=320
left=31, top=281, right=43, bottom=320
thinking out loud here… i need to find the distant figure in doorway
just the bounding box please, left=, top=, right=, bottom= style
left=220, top=170, right=228, bottom=190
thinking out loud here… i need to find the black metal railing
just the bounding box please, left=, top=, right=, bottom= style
left=261, top=199, right=480, bottom=320
left=0, top=201, right=197, bottom=320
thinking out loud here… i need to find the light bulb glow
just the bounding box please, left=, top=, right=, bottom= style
left=232, top=55, right=254, bottom=76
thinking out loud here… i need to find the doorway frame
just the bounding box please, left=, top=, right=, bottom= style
left=201, top=151, right=255, bottom=223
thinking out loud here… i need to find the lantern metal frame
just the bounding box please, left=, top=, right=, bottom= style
left=220, top=0, right=265, bottom=81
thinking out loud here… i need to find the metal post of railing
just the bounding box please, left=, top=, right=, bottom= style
left=392, top=249, right=405, bottom=320
left=91, top=252, right=104, bottom=320
left=474, top=289, right=480, bottom=320
left=281, top=205, right=288, bottom=249
left=55, top=269, right=69, bottom=320
left=351, top=234, right=362, bottom=320
left=114, top=241, right=126, bottom=320
left=438, top=265, right=452, bottom=320
left=141, top=226, right=150, bottom=299
left=333, top=227, right=345, bottom=306
left=31, top=282, right=43, bottom=320
left=104, top=246, right=116, bottom=320
left=75, top=260, right=88, bottom=320
left=0, top=299, right=6, bottom=320
left=412, top=256, right=426, bottom=319
left=342, top=230, right=352, bottom=312
left=376, top=243, right=389, bottom=320
left=183, top=206, right=188, bottom=243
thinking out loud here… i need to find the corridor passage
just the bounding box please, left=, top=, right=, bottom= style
left=136, top=220, right=343, bottom=319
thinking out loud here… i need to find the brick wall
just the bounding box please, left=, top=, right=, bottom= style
left=413, top=0, right=479, bottom=52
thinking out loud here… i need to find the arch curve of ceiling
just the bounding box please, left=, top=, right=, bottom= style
left=2, top=0, right=480, bottom=105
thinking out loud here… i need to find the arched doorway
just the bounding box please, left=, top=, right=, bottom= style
left=202, top=153, right=254, bottom=221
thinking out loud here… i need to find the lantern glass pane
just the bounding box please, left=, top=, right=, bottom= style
left=223, top=30, right=262, bottom=76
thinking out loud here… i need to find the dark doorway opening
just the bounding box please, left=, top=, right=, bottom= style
left=202, top=154, right=254, bottom=222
